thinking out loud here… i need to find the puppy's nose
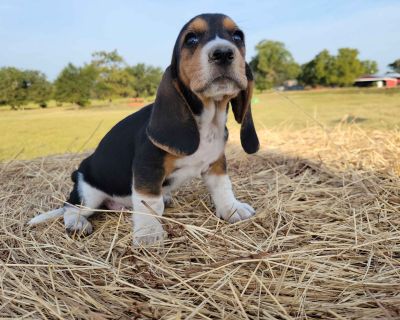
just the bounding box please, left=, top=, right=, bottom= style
left=209, top=47, right=234, bottom=65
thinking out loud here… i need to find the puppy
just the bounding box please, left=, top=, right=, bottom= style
left=29, top=13, right=259, bottom=246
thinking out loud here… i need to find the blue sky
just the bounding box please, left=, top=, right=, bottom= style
left=0, top=0, right=399, bottom=80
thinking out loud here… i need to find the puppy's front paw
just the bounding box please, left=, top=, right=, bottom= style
left=216, top=200, right=255, bottom=223
left=64, top=214, right=93, bottom=236
left=163, top=194, right=173, bottom=208
left=133, top=216, right=164, bottom=247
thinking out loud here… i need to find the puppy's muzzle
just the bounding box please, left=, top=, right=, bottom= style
left=209, top=46, right=235, bottom=66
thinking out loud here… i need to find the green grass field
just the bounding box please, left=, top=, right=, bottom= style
left=1, top=88, right=399, bottom=161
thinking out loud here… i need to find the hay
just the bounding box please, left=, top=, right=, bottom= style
left=1, top=126, right=399, bottom=319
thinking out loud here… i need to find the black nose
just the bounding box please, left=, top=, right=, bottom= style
left=209, top=47, right=234, bottom=65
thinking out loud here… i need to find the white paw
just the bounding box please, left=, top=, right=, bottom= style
left=64, top=213, right=93, bottom=236
left=133, top=216, right=164, bottom=247
left=163, top=194, right=173, bottom=208
left=216, top=200, right=255, bottom=223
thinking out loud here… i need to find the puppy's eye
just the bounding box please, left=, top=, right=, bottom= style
left=184, top=32, right=199, bottom=46
left=232, top=30, right=244, bottom=43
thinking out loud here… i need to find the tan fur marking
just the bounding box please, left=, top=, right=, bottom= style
left=134, top=155, right=179, bottom=196
left=244, top=80, right=254, bottom=118
left=178, top=19, right=208, bottom=91
left=188, top=18, right=208, bottom=33
left=197, top=95, right=212, bottom=107
left=179, top=41, right=204, bottom=90
left=135, top=188, right=159, bottom=197
left=216, top=96, right=234, bottom=110
left=223, top=17, right=237, bottom=30
left=148, top=135, right=186, bottom=157
left=208, top=154, right=227, bottom=175
left=164, top=154, right=178, bottom=178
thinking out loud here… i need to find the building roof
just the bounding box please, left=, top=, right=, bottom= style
left=355, top=76, right=397, bottom=82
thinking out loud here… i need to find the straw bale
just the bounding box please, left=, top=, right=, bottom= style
left=1, top=127, right=399, bottom=319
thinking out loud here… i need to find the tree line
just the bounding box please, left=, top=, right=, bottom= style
left=250, top=40, right=400, bottom=91
left=0, top=50, right=162, bottom=109
left=1, top=46, right=399, bottom=109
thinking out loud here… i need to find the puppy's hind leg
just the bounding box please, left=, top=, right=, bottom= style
left=63, top=173, right=107, bottom=236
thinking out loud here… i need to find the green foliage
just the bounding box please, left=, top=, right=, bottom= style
left=0, top=67, right=52, bottom=109
left=0, top=67, right=26, bottom=108
left=52, top=51, right=161, bottom=103
left=126, top=63, right=163, bottom=97
left=91, top=50, right=125, bottom=69
left=54, top=63, right=96, bottom=107
left=1, top=45, right=383, bottom=109
left=361, top=60, right=378, bottom=75
left=90, top=50, right=135, bottom=99
left=334, top=48, right=365, bottom=86
left=388, top=59, right=400, bottom=73
left=299, top=50, right=336, bottom=86
left=23, top=70, right=53, bottom=108
left=299, top=48, right=378, bottom=87
left=250, top=40, right=300, bottom=90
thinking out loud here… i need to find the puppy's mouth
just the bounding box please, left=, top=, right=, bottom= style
left=196, top=74, right=244, bottom=93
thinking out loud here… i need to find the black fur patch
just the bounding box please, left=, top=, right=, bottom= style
left=230, top=63, right=259, bottom=154
left=240, top=107, right=259, bottom=154
left=177, top=78, right=203, bottom=116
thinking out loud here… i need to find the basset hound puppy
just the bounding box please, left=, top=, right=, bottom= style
left=29, top=13, right=259, bottom=246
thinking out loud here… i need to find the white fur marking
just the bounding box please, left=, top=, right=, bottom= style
left=132, top=190, right=165, bottom=246
left=204, top=174, right=255, bottom=223
left=60, top=173, right=106, bottom=234
left=165, top=102, right=226, bottom=192
left=77, top=173, right=108, bottom=210
left=63, top=205, right=93, bottom=234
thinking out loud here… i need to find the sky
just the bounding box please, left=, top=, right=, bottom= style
left=0, top=0, right=399, bottom=80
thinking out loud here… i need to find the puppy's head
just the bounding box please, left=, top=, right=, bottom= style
left=171, top=13, right=247, bottom=101
left=147, top=14, right=259, bottom=156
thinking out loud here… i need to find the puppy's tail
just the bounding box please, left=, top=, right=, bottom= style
left=28, top=207, right=65, bottom=225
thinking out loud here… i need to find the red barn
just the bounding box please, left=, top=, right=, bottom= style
left=354, top=75, right=398, bottom=88
left=385, top=73, right=400, bottom=86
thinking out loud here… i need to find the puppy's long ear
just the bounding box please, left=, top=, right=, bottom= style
left=230, top=63, right=260, bottom=154
left=147, top=67, right=199, bottom=156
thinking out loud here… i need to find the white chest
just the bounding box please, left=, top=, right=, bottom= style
left=167, top=104, right=226, bottom=188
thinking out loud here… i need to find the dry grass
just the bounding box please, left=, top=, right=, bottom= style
left=1, top=126, right=400, bottom=319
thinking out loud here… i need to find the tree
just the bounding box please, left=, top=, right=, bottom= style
left=299, top=48, right=378, bottom=87
left=0, top=67, right=52, bottom=109
left=23, top=70, right=52, bottom=108
left=54, top=63, right=96, bottom=106
left=299, top=50, right=336, bottom=87
left=126, top=63, right=163, bottom=97
left=361, top=60, right=378, bottom=75
left=334, top=48, right=364, bottom=87
left=90, top=50, right=136, bottom=99
left=250, top=40, right=300, bottom=90
left=0, top=67, right=27, bottom=109
left=388, top=59, right=400, bottom=73
left=91, top=50, right=125, bottom=69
